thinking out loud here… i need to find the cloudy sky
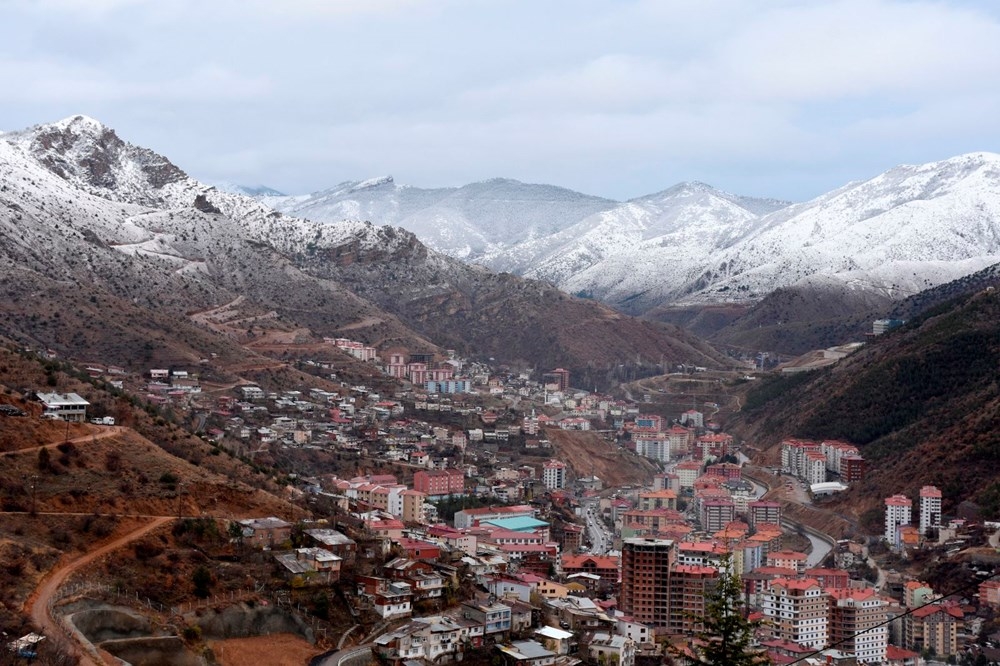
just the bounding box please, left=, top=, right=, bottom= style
left=2, top=0, right=999, bottom=201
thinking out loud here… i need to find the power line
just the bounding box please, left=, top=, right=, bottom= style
left=781, top=567, right=1000, bottom=665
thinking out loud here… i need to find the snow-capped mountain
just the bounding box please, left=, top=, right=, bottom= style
left=684, top=152, right=1000, bottom=304
left=490, top=182, right=785, bottom=312
left=0, top=115, right=728, bottom=379
left=266, top=176, right=619, bottom=259
left=263, top=152, right=1000, bottom=315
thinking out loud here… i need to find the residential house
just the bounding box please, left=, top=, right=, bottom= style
left=239, top=517, right=292, bottom=549
left=462, top=601, right=513, bottom=636
left=385, top=558, right=447, bottom=602
left=356, top=575, right=413, bottom=619
left=274, top=548, right=342, bottom=586
left=535, top=626, right=574, bottom=655
left=304, top=528, right=357, bottom=563
left=588, top=633, right=636, bottom=666
left=497, top=640, right=557, bottom=666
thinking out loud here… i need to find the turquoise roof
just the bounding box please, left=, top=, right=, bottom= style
left=483, top=516, right=549, bottom=531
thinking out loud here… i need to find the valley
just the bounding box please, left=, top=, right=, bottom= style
left=2, top=115, right=1000, bottom=665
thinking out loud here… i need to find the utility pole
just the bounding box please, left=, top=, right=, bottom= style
left=28, top=475, right=37, bottom=515
left=176, top=482, right=185, bottom=520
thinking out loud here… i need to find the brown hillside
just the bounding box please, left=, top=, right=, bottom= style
left=725, top=287, right=1000, bottom=528
left=545, top=428, right=658, bottom=488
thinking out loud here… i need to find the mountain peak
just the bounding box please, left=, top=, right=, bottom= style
left=49, top=114, right=110, bottom=133
left=4, top=115, right=189, bottom=205
left=350, top=175, right=395, bottom=192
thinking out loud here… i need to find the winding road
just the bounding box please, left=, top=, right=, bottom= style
left=25, top=516, right=173, bottom=665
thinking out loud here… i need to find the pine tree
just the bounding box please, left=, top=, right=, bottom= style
left=676, top=553, right=769, bottom=666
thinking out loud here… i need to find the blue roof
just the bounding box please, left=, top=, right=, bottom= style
left=483, top=516, right=549, bottom=531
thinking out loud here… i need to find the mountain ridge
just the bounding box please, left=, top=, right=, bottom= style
left=256, top=150, right=1000, bottom=317
left=0, top=115, right=729, bottom=385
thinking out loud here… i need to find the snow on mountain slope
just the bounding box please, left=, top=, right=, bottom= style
left=484, top=182, right=774, bottom=312
left=3, top=115, right=408, bottom=258
left=682, top=152, right=1000, bottom=303
left=267, top=176, right=618, bottom=259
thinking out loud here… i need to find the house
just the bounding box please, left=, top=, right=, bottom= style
left=535, top=626, right=574, bottom=655
left=385, top=558, right=447, bottom=601
left=304, top=528, right=356, bottom=561
left=463, top=601, right=513, bottom=636
left=274, top=547, right=342, bottom=585
left=357, top=576, right=414, bottom=619
left=373, top=616, right=467, bottom=665
left=239, top=517, right=292, bottom=548
left=398, top=538, right=442, bottom=561
left=498, top=640, right=557, bottom=666
left=489, top=575, right=536, bottom=603
left=239, top=385, right=265, bottom=400
left=35, top=392, right=90, bottom=422
left=588, top=633, right=636, bottom=666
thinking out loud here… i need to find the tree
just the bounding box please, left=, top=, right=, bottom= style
left=192, top=566, right=213, bottom=599
left=673, top=553, right=769, bottom=666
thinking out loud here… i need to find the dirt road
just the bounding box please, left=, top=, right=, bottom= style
left=6, top=425, right=124, bottom=456
left=26, top=516, right=172, bottom=666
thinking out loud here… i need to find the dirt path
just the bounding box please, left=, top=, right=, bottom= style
left=26, top=516, right=173, bottom=666
left=6, top=426, right=124, bottom=456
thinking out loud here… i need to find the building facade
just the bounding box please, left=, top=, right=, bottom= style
left=620, top=538, right=674, bottom=628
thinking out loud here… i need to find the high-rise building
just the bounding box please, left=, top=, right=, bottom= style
left=620, top=538, right=675, bottom=628
left=829, top=588, right=888, bottom=663
left=668, top=565, right=718, bottom=635
left=748, top=500, right=782, bottom=530
left=761, top=578, right=828, bottom=649
left=919, top=486, right=942, bottom=536
left=884, top=495, right=912, bottom=546
left=542, top=460, right=567, bottom=490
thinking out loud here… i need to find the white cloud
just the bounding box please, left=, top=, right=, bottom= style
left=2, top=0, right=1000, bottom=200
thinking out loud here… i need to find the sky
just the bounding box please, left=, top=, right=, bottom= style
left=2, top=0, right=1000, bottom=201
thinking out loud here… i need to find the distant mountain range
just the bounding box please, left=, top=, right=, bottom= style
left=263, top=153, right=1000, bottom=315
left=0, top=115, right=727, bottom=383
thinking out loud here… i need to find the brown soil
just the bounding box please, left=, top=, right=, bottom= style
left=27, top=516, right=172, bottom=666
left=209, top=633, right=322, bottom=666
left=545, top=428, right=658, bottom=488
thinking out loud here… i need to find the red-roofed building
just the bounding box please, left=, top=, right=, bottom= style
left=805, top=567, right=850, bottom=589
left=761, top=578, right=828, bottom=649
left=767, top=550, right=808, bottom=575
left=706, top=462, right=742, bottom=480
left=906, top=604, right=962, bottom=657
left=413, top=468, right=465, bottom=498
left=829, top=587, right=888, bottom=663
left=885, top=645, right=921, bottom=666
left=397, top=538, right=441, bottom=561
left=560, top=554, right=620, bottom=585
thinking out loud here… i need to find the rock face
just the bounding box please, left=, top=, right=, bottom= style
left=194, top=604, right=314, bottom=642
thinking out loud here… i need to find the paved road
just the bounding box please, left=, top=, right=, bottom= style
left=26, top=516, right=173, bottom=666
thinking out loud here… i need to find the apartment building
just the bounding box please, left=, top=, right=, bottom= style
left=761, top=578, right=828, bottom=649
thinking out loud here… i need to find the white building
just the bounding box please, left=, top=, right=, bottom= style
left=542, top=460, right=567, bottom=490
left=761, top=578, right=828, bottom=649
left=36, top=392, right=90, bottom=422
left=919, top=485, right=942, bottom=536
left=884, top=494, right=912, bottom=546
